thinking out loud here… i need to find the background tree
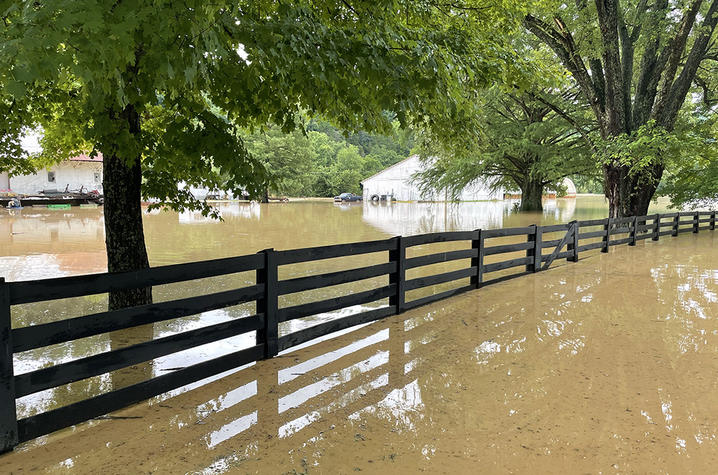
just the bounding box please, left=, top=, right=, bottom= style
left=2, top=1, right=517, bottom=309
left=524, top=0, right=718, bottom=217
left=415, top=87, right=594, bottom=211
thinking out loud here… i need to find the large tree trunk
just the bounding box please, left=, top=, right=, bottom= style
left=102, top=104, right=152, bottom=311
left=604, top=163, right=663, bottom=217
left=519, top=179, right=543, bottom=212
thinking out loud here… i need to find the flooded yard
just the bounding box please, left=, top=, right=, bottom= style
left=1, top=223, right=717, bottom=472
left=0, top=196, right=678, bottom=421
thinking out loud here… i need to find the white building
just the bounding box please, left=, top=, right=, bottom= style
left=361, top=155, right=503, bottom=202
left=2, top=154, right=103, bottom=195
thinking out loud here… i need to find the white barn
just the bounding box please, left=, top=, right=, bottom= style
left=361, top=155, right=503, bottom=202
left=2, top=154, right=103, bottom=195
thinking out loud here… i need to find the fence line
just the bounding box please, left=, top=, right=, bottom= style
left=0, top=210, right=715, bottom=452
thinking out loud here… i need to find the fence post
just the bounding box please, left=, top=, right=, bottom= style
left=694, top=211, right=699, bottom=233
left=602, top=218, right=612, bottom=253
left=712, top=211, right=716, bottom=231
left=389, top=236, right=406, bottom=313
left=0, top=278, right=18, bottom=454
left=629, top=216, right=637, bottom=246
left=256, top=249, right=279, bottom=359
left=471, top=230, right=483, bottom=289
left=673, top=214, right=679, bottom=236
left=525, top=225, right=535, bottom=272
left=532, top=226, right=543, bottom=271
left=652, top=214, right=660, bottom=241
left=568, top=221, right=579, bottom=261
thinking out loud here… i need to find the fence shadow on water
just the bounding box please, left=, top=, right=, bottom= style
left=0, top=211, right=715, bottom=452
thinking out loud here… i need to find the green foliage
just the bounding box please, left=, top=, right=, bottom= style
left=413, top=87, right=593, bottom=208
left=593, top=121, right=681, bottom=189
left=1, top=0, right=522, bottom=215
left=244, top=119, right=412, bottom=197
left=657, top=113, right=718, bottom=209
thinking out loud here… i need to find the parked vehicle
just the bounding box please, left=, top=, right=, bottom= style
left=334, top=192, right=362, bottom=202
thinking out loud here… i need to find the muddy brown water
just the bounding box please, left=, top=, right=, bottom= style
left=5, top=196, right=715, bottom=473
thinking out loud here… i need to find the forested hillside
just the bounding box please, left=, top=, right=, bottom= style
left=244, top=118, right=413, bottom=197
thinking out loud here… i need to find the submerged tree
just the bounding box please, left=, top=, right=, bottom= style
left=525, top=0, right=718, bottom=217
left=415, top=88, right=593, bottom=211
left=1, top=1, right=518, bottom=309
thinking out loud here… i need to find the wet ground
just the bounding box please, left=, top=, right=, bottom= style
left=3, top=228, right=718, bottom=473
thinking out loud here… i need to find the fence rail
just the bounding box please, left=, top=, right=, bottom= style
left=0, top=210, right=716, bottom=452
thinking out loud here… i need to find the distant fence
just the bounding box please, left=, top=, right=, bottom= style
left=0, top=210, right=715, bottom=452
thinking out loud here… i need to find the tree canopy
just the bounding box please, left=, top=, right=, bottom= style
left=0, top=0, right=521, bottom=308
left=524, top=0, right=718, bottom=216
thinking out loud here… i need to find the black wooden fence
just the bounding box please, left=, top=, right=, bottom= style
left=1, top=210, right=715, bottom=452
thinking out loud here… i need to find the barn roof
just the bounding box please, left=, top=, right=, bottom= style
left=360, top=154, right=419, bottom=184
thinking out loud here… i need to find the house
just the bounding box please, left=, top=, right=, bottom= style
left=2, top=154, right=104, bottom=195
left=360, top=155, right=503, bottom=202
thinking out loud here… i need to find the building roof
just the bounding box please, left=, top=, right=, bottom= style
left=69, top=153, right=103, bottom=163
left=360, top=154, right=419, bottom=184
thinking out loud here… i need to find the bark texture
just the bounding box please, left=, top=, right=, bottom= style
left=102, top=104, right=152, bottom=311
left=519, top=179, right=544, bottom=212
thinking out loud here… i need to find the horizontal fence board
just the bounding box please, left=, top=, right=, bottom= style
left=541, top=238, right=563, bottom=249
left=679, top=211, right=696, bottom=216
left=678, top=219, right=697, bottom=225
left=637, top=233, right=653, bottom=241
left=403, top=231, right=475, bottom=247
left=13, top=285, right=264, bottom=353
left=403, top=285, right=474, bottom=311
left=611, top=227, right=630, bottom=234
left=483, top=242, right=532, bottom=256
left=405, top=249, right=477, bottom=269
left=15, top=315, right=264, bottom=398
left=277, top=306, right=396, bottom=352
left=578, top=230, right=606, bottom=239
left=16, top=344, right=265, bottom=443
left=661, top=212, right=679, bottom=218
left=659, top=230, right=675, bottom=236
left=405, top=267, right=476, bottom=291
left=577, top=218, right=607, bottom=226
left=8, top=254, right=264, bottom=305
left=699, top=218, right=712, bottom=223
left=483, top=227, right=535, bottom=238
left=278, top=262, right=396, bottom=295
left=699, top=225, right=712, bottom=231
left=275, top=239, right=396, bottom=265
left=277, top=285, right=395, bottom=322
left=699, top=211, right=713, bottom=215
left=659, top=222, right=675, bottom=228
left=609, top=237, right=632, bottom=246
left=542, top=224, right=571, bottom=233
left=577, top=241, right=604, bottom=252
left=483, top=257, right=531, bottom=273
left=678, top=227, right=695, bottom=234
left=542, top=250, right=572, bottom=261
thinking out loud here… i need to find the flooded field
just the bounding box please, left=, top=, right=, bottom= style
left=1, top=226, right=717, bottom=472
left=0, top=196, right=678, bottom=421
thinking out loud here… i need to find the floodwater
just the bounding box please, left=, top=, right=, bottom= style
left=2, top=195, right=700, bottom=466
left=2, top=217, right=718, bottom=472
left=0, top=196, right=676, bottom=419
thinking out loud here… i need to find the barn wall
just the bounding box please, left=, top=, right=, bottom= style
left=10, top=162, right=103, bottom=195
left=362, top=155, right=502, bottom=202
